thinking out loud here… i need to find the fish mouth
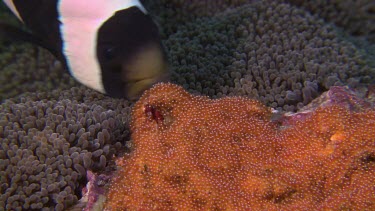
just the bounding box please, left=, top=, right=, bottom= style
left=121, top=42, right=169, bottom=100
left=124, top=73, right=169, bottom=101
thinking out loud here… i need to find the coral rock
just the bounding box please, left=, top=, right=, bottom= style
left=104, top=83, right=375, bottom=210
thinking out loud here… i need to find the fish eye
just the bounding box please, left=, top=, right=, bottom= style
left=104, top=46, right=117, bottom=60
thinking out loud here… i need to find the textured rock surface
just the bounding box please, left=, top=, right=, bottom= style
left=105, top=83, right=375, bottom=210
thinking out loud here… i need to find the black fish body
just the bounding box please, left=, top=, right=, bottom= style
left=2, top=0, right=168, bottom=100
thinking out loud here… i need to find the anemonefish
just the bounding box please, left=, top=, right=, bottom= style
left=1, top=0, right=169, bottom=100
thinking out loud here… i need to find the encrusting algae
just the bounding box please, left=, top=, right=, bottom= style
left=103, top=83, right=375, bottom=210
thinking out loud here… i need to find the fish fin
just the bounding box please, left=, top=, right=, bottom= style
left=0, top=22, right=59, bottom=57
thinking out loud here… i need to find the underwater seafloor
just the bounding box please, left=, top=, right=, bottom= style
left=0, top=0, right=374, bottom=210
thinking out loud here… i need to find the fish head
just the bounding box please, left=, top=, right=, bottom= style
left=96, top=6, right=169, bottom=100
